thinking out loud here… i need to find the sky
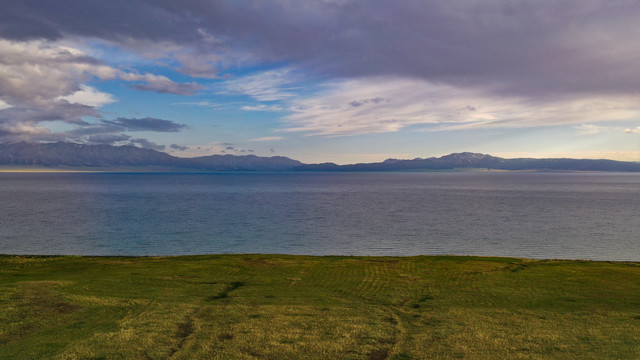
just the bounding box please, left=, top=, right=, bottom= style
left=1, top=0, right=640, bottom=164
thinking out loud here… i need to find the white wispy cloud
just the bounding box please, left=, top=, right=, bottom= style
left=624, top=126, right=640, bottom=134
left=172, top=101, right=223, bottom=108
left=222, top=68, right=301, bottom=101
left=241, top=104, right=284, bottom=112
left=249, top=136, right=284, bottom=142
left=282, top=77, right=640, bottom=136
left=574, top=124, right=611, bottom=136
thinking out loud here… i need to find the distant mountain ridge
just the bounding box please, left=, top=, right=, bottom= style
left=187, top=154, right=303, bottom=171
left=0, top=142, right=301, bottom=171
left=295, top=152, right=640, bottom=172
left=1, top=143, right=640, bottom=172
left=0, top=142, right=178, bottom=167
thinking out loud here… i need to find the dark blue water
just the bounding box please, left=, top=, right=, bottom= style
left=1, top=172, right=640, bottom=260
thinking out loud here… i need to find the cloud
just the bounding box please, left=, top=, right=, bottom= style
left=0, top=38, right=198, bottom=143
left=172, top=101, right=223, bottom=108
left=1, top=101, right=99, bottom=125
left=249, top=136, right=284, bottom=142
left=241, top=104, right=283, bottom=112
left=221, top=69, right=301, bottom=101
left=0, top=99, right=11, bottom=110
left=0, top=39, right=195, bottom=107
left=124, top=73, right=203, bottom=95
left=58, top=85, right=116, bottom=107
left=104, top=117, right=187, bottom=132
left=575, top=124, right=609, bottom=136
left=3, top=1, right=640, bottom=100
left=129, top=138, right=165, bottom=151
left=349, top=97, right=388, bottom=108
left=624, top=127, right=640, bottom=134
left=0, top=39, right=106, bottom=106
left=86, top=133, right=131, bottom=144
left=0, top=121, right=51, bottom=137
left=283, top=77, right=640, bottom=136
left=0, top=101, right=101, bottom=143
left=3, top=0, right=640, bottom=149
left=170, top=143, right=188, bottom=151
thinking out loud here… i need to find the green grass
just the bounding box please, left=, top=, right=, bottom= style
left=1, top=255, right=640, bottom=359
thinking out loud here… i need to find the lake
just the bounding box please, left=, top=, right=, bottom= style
left=1, top=171, right=640, bottom=260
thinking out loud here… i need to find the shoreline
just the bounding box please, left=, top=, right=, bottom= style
left=0, top=167, right=630, bottom=173
left=1, top=253, right=637, bottom=263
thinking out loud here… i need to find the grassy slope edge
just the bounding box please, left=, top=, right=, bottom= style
left=1, top=254, right=639, bottom=359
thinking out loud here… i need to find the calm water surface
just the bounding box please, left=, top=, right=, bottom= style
left=1, top=172, right=640, bottom=260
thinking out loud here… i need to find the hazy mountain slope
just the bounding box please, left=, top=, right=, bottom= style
left=0, top=142, right=303, bottom=171
left=2, top=143, right=640, bottom=172
left=187, top=154, right=303, bottom=171
left=294, top=152, right=640, bottom=172
left=0, top=142, right=179, bottom=167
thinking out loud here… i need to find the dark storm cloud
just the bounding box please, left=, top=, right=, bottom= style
left=2, top=1, right=639, bottom=98
left=103, top=117, right=186, bottom=132
left=0, top=0, right=197, bottom=42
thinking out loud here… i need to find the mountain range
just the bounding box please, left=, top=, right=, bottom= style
left=1, top=142, right=640, bottom=172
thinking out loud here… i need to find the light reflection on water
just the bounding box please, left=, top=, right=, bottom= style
left=1, top=171, right=640, bottom=260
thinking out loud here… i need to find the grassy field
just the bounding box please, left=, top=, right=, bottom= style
left=1, top=255, right=640, bottom=359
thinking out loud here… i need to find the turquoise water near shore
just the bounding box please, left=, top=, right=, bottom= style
left=1, top=171, right=639, bottom=260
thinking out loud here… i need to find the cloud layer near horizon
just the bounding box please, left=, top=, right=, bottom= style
left=3, top=1, right=639, bottom=95
left=1, top=0, right=640, bottom=155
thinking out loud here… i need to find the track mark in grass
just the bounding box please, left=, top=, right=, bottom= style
left=175, top=318, right=195, bottom=341
left=206, top=280, right=245, bottom=301
left=369, top=348, right=390, bottom=360
left=229, top=281, right=245, bottom=290
left=384, top=316, right=398, bottom=325
left=169, top=310, right=199, bottom=358
left=218, top=333, right=234, bottom=341
left=417, top=294, right=434, bottom=302
left=206, top=292, right=228, bottom=301
left=391, top=353, right=414, bottom=360
left=168, top=317, right=195, bottom=357
left=503, top=261, right=531, bottom=272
